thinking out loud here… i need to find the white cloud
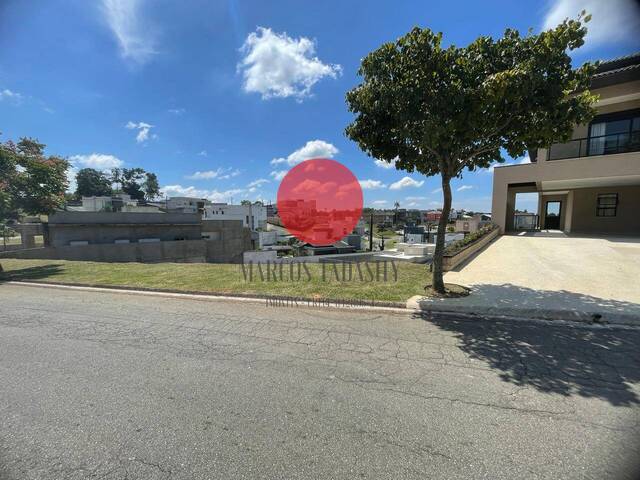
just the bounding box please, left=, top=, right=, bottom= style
left=406, top=201, right=419, bottom=207
left=457, top=185, right=474, bottom=192
left=389, top=176, right=424, bottom=190
left=238, top=27, right=341, bottom=100
left=371, top=200, right=388, bottom=206
left=270, top=170, right=288, bottom=181
left=126, top=121, right=156, bottom=143
left=248, top=178, right=269, bottom=188
left=102, top=0, right=157, bottom=63
left=406, top=196, right=427, bottom=201
left=66, top=165, right=78, bottom=193
left=186, top=169, right=222, bottom=180
left=543, top=0, right=640, bottom=49
left=359, top=179, right=386, bottom=190
left=218, top=168, right=241, bottom=180
left=0, top=88, right=23, bottom=103
left=431, top=188, right=442, bottom=194
left=197, top=150, right=208, bottom=157
left=168, top=108, right=185, bottom=115
left=161, top=184, right=246, bottom=203
left=69, top=153, right=124, bottom=170
left=374, top=157, right=397, bottom=169
left=271, top=140, right=338, bottom=166
left=186, top=167, right=240, bottom=180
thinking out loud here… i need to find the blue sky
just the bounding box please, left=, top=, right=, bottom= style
left=1, top=0, right=639, bottom=212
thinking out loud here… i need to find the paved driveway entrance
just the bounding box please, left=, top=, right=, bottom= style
left=442, top=233, right=640, bottom=320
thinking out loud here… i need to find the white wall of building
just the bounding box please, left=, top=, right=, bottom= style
left=161, top=197, right=210, bottom=213
left=203, top=203, right=267, bottom=230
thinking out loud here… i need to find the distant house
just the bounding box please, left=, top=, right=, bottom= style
left=424, top=210, right=442, bottom=223
left=203, top=203, right=267, bottom=230
left=69, top=194, right=161, bottom=213
left=265, top=203, right=277, bottom=217
left=454, top=214, right=492, bottom=233
left=403, top=225, right=427, bottom=243
left=296, top=241, right=357, bottom=256
left=155, top=197, right=210, bottom=214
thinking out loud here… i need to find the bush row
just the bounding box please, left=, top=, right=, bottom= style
left=444, top=223, right=498, bottom=256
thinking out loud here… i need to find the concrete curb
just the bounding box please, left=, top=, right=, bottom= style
left=406, top=295, right=640, bottom=327
left=5, top=280, right=638, bottom=328
left=4, top=280, right=409, bottom=314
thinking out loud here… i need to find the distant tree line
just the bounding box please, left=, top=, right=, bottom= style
left=75, top=167, right=160, bottom=201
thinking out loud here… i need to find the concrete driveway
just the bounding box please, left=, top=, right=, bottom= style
left=440, top=233, right=640, bottom=321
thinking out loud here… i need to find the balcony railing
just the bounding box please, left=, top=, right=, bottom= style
left=514, top=214, right=539, bottom=231
left=547, top=131, right=640, bottom=161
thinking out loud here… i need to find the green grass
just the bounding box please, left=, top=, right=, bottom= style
left=383, top=238, right=397, bottom=250
left=374, top=227, right=397, bottom=239
left=0, top=258, right=436, bottom=303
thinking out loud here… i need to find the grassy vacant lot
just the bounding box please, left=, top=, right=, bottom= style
left=0, top=258, right=435, bottom=303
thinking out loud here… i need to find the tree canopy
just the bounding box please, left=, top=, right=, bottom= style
left=0, top=138, right=68, bottom=221
left=345, top=14, right=598, bottom=292
left=75, top=168, right=113, bottom=198
left=142, top=172, right=161, bottom=201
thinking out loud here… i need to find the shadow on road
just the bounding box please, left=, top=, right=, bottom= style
left=415, top=311, right=640, bottom=406
left=418, top=283, right=640, bottom=319
left=0, top=264, right=64, bottom=282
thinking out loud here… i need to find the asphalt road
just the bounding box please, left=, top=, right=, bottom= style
left=1, top=284, right=639, bottom=480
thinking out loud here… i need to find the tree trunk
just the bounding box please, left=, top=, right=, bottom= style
left=431, top=174, right=452, bottom=294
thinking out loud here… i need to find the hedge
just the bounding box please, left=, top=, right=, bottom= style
left=444, top=223, right=498, bottom=256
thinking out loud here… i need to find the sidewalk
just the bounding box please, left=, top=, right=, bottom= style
left=407, top=286, right=640, bottom=325
left=408, top=235, right=640, bottom=326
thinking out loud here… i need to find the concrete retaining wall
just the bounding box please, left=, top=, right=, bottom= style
left=442, top=228, right=500, bottom=271
left=47, top=212, right=203, bottom=248
left=0, top=231, right=252, bottom=264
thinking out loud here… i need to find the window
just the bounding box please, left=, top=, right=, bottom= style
left=596, top=193, right=618, bottom=217
left=589, top=109, right=640, bottom=156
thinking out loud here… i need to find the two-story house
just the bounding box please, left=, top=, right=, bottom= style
left=492, top=53, right=640, bottom=235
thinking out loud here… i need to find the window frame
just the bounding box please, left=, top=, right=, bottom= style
left=596, top=193, right=618, bottom=217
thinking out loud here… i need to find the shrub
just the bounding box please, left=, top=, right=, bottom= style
left=444, top=223, right=497, bottom=256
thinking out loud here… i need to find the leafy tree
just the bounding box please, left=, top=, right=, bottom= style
left=0, top=138, right=68, bottom=269
left=110, top=168, right=123, bottom=193
left=121, top=167, right=146, bottom=200
left=345, top=14, right=597, bottom=293
left=0, top=138, right=68, bottom=219
left=240, top=200, right=252, bottom=205
left=142, top=172, right=160, bottom=201
left=75, top=168, right=113, bottom=198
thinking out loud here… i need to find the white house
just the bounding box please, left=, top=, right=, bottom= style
left=159, top=197, right=211, bottom=214
left=203, top=203, right=267, bottom=230
left=72, top=194, right=160, bottom=213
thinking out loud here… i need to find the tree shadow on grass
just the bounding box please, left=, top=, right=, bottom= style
left=414, top=310, right=640, bottom=406
left=0, top=264, right=64, bottom=283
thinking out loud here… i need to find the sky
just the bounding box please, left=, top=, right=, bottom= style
left=1, top=0, right=639, bottom=213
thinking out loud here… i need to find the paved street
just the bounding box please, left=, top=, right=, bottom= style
left=1, top=284, right=639, bottom=479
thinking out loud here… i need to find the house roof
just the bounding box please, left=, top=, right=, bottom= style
left=591, top=52, right=640, bottom=88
